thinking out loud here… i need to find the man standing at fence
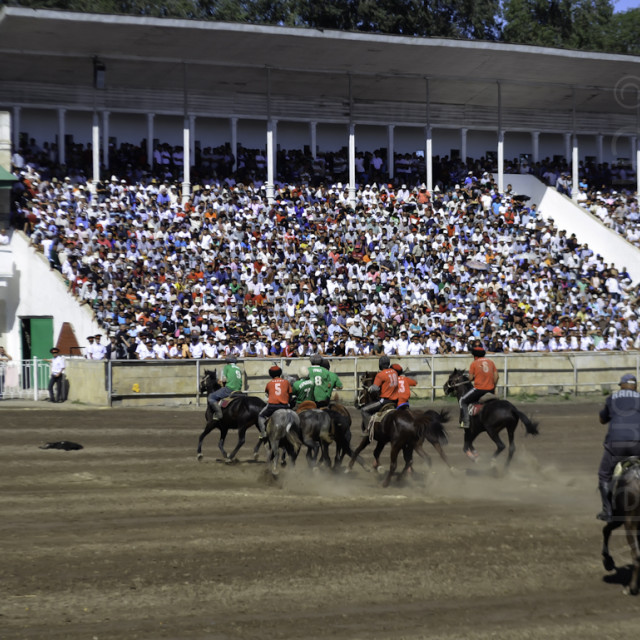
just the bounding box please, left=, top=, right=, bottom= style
left=596, top=373, right=640, bottom=522
left=48, top=347, right=65, bottom=403
left=0, top=345, right=11, bottom=399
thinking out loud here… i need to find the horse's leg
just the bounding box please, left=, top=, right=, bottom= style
left=485, top=428, right=506, bottom=466
left=463, top=426, right=480, bottom=461
left=197, top=420, right=217, bottom=460
left=602, top=521, right=623, bottom=571
left=624, top=522, right=640, bottom=595
left=217, top=426, right=230, bottom=460
left=225, top=427, right=248, bottom=462
left=383, top=441, right=403, bottom=488
left=348, top=435, right=371, bottom=470
left=399, top=443, right=414, bottom=478
left=505, top=425, right=517, bottom=467
left=430, top=441, right=452, bottom=469
left=414, top=443, right=432, bottom=468
left=372, top=439, right=387, bottom=471
left=320, top=441, right=331, bottom=467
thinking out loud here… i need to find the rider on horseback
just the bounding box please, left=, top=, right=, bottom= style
left=597, top=373, right=640, bottom=522
left=360, top=355, right=399, bottom=433
left=308, top=354, right=333, bottom=408
left=392, top=363, right=417, bottom=408
left=208, top=355, right=243, bottom=421
left=314, top=358, right=343, bottom=407
left=292, top=364, right=314, bottom=406
left=257, top=365, right=293, bottom=439
left=459, top=341, right=499, bottom=429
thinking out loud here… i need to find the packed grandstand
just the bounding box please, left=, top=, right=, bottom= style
left=7, top=139, right=640, bottom=359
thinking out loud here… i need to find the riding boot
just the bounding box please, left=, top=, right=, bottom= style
left=210, top=401, right=223, bottom=421
left=460, top=406, right=470, bottom=429
left=257, top=414, right=267, bottom=440
left=597, top=482, right=613, bottom=522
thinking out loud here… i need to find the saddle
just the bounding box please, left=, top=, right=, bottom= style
left=296, top=400, right=318, bottom=414
left=468, top=393, right=499, bottom=417
left=220, top=391, right=245, bottom=410
left=367, top=403, right=395, bottom=441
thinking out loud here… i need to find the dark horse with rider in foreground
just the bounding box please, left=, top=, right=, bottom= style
left=601, top=459, right=640, bottom=595
left=197, top=369, right=265, bottom=462
left=443, top=369, right=539, bottom=466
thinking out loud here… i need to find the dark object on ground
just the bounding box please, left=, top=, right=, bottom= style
left=39, top=441, right=84, bottom=451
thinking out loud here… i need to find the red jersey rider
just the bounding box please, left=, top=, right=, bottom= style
left=257, top=365, right=293, bottom=438
left=460, top=341, right=499, bottom=429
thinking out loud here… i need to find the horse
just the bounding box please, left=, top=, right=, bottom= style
left=348, top=406, right=451, bottom=488
left=601, top=460, right=640, bottom=595
left=197, top=369, right=266, bottom=462
left=265, top=408, right=302, bottom=475
left=443, top=368, right=539, bottom=466
left=298, top=408, right=333, bottom=467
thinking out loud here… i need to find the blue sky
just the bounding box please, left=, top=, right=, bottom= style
left=613, top=0, right=639, bottom=12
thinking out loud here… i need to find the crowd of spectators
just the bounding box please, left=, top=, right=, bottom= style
left=8, top=138, right=640, bottom=360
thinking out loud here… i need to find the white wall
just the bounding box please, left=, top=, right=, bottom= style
left=0, top=232, right=101, bottom=360
left=506, top=173, right=640, bottom=281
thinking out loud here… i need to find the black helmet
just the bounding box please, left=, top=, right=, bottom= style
left=310, top=354, right=323, bottom=365
left=269, top=365, right=282, bottom=378
left=320, top=358, right=330, bottom=370
left=378, top=355, right=390, bottom=370
left=225, top=355, right=238, bottom=364
left=471, top=347, right=486, bottom=358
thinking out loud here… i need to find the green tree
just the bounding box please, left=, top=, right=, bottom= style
left=605, top=7, right=640, bottom=55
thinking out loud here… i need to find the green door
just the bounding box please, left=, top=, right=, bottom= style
left=22, top=317, right=53, bottom=389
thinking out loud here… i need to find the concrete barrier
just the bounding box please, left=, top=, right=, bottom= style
left=64, top=352, right=640, bottom=407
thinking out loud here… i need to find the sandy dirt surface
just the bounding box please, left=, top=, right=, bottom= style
left=1, top=398, right=640, bottom=639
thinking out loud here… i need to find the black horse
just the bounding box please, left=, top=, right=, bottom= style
left=348, top=406, right=451, bottom=488
left=602, top=461, right=640, bottom=595
left=443, top=369, right=539, bottom=466
left=197, top=369, right=266, bottom=462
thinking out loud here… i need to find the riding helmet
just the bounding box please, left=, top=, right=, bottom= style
left=225, top=355, right=238, bottom=364
left=378, top=355, right=390, bottom=370
left=320, top=358, right=330, bottom=370
left=471, top=347, right=486, bottom=358
left=310, top=354, right=323, bottom=365
left=269, top=365, right=282, bottom=378
left=391, top=363, right=403, bottom=374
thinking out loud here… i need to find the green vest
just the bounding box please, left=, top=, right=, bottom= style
left=293, top=378, right=314, bottom=403
left=308, top=365, right=332, bottom=402
left=222, top=363, right=243, bottom=391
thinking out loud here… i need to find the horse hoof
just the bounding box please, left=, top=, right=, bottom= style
left=603, top=555, right=615, bottom=572
left=224, top=457, right=234, bottom=465
left=196, top=453, right=203, bottom=462
left=253, top=453, right=260, bottom=461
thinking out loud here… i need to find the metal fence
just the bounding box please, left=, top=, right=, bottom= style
left=0, top=359, right=52, bottom=401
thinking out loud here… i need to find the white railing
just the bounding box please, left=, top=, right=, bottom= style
left=0, top=358, right=51, bottom=401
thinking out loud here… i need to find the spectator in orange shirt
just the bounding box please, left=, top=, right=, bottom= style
left=392, top=363, right=417, bottom=407
left=257, top=365, right=293, bottom=439
left=459, top=340, right=499, bottom=429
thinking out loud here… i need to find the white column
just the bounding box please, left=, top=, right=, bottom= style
left=0, top=112, right=10, bottom=171
left=348, top=123, right=356, bottom=204
left=387, top=125, right=394, bottom=181
left=572, top=134, right=579, bottom=200
left=230, top=117, right=238, bottom=172
left=101, top=110, right=110, bottom=171
left=189, top=115, right=196, bottom=169
left=146, top=113, right=154, bottom=169
left=92, top=112, right=100, bottom=184
left=12, top=106, right=20, bottom=150
left=497, top=130, right=504, bottom=194
left=425, top=126, right=433, bottom=193
left=182, top=117, right=191, bottom=205
left=564, top=133, right=571, bottom=165
left=531, top=131, right=539, bottom=163
left=596, top=134, right=604, bottom=165
left=309, top=121, right=317, bottom=159
left=461, top=128, right=468, bottom=164
left=266, top=119, right=275, bottom=203
left=57, top=108, right=66, bottom=166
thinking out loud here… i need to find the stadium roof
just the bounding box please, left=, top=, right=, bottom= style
left=0, top=7, right=638, bottom=131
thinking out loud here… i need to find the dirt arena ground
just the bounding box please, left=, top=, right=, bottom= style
left=2, top=398, right=640, bottom=640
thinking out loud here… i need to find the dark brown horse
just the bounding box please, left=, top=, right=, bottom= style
left=197, top=369, right=265, bottom=462
left=602, top=461, right=640, bottom=595
left=348, top=406, right=451, bottom=487
left=443, top=369, right=539, bottom=466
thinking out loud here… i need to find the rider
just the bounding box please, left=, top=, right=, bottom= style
left=308, top=354, right=332, bottom=407
left=459, top=340, right=499, bottom=429
left=207, top=355, right=243, bottom=421
left=360, top=355, right=399, bottom=432
left=596, top=373, right=640, bottom=522
left=392, top=363, right=417, bottom=408
left=292, top=364, right=315, bottom=406
left=257, top=365, right=293, bottom=439
left=311, top=357, right=344, bottom=408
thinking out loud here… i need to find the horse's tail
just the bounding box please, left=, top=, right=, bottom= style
left=285, top=413, right=302, bottom=451
left=516, top=409, right=539, bottom=436
left=420, top=413, right=449, bottom=447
